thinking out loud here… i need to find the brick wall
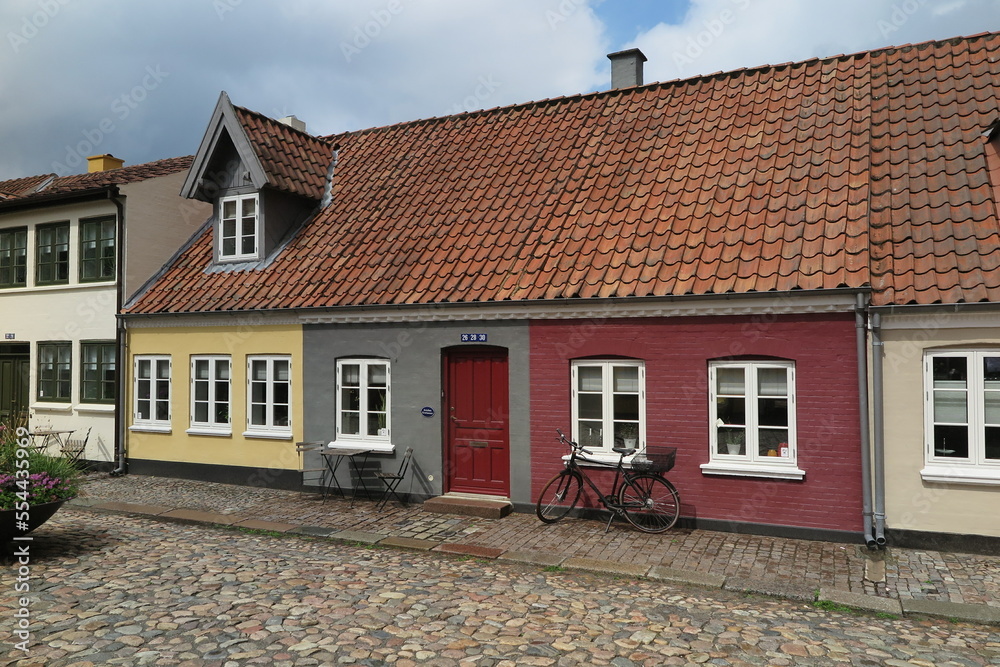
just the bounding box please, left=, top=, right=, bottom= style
left=529, top=313, right=862, bottom=532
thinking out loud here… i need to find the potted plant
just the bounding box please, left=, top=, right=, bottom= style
left=716, top=420, right=743, bottom=455
left=619, top=423, right=639, bottom=449
left=0, top=420, right=80, bottom=541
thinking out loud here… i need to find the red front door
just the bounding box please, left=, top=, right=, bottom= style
left=444, top=347, right=510, bottom=496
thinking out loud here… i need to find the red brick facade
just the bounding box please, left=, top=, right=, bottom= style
left=530, top=313, right=862, bottom=533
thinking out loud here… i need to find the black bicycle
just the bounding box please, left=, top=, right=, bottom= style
left=536, top=429, right=680, bottom=533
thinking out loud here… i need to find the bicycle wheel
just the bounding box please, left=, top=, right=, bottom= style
left=536, top=471, right=582, bottom=523
left=617, top=474, right=680, bottom=533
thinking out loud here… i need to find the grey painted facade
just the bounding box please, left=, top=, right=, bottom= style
left=302, top=321, right=531, bottom=503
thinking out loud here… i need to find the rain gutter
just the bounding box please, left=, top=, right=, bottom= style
left=855, top=293, right=876, bottom=547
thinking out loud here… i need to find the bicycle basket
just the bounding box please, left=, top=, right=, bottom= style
left=631, top=446, right=676, bottom=473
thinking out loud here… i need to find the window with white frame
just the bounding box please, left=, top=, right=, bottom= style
left=571, top=360, right=644, bottom=457
left=190, top=356, right=231, bottom=433
left=246, top=355, right=290, bottom=436
left=336, top=359, right=390, bottom=444
left=219, top=193, right=258, bottom=260
left=704, top=360, right=803, bottom=479
left=923, top=350, right=1000, bottom=483
left=133, top=355, right=171, bottom=430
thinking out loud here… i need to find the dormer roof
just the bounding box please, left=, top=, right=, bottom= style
left=181, top=92, right=334, bottom=202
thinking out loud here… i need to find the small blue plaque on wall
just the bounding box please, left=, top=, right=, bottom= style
left=421, top=407, right=435, bottom=417
left=4, top=333, right=13, bottom=340
left=460, top=333, right=487, bottom=342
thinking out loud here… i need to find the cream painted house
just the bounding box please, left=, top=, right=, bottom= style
left=877, top=311, right=1000, bottom=550
left=0, top=155, right=209, bottom=466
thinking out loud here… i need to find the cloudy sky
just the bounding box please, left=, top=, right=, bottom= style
left=1, top=0, right=998, bottom=180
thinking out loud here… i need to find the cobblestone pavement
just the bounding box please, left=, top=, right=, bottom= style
left=3, top=510, right=999, bottom=667
left=75, top=475, right=1000, bottom=609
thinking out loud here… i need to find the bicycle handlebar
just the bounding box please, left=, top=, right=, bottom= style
left=556, top=428, right=592, bottom=456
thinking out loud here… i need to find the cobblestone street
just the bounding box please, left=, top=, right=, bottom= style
left=2, top=509, right=999, bottom=666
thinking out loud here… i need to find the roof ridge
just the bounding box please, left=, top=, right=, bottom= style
left=320, top=30, right=1000, bottom=144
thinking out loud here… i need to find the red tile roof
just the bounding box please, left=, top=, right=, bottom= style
left=0, top=157, right=194, bottom=203
left=0, top=174, right=54, bottom=199
left=127, top=32, right=1000, bottom=315
left=233, top=106, right=333, bottom=200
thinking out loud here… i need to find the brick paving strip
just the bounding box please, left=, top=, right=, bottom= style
left=71, top=474, right=1000, bottom=626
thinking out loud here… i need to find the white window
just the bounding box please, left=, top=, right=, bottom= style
left=702, top=360, right=804, bottom=480
left=245, top=355, right=290, bottom=438
left=336, top=359, right=390, bottom=446
left=571, top=360, right=644, bottom=460
left=922, top=350, right=1000, bottom=484
left=189, top=356, right=231, bottom=435
left=219, top=193, right=258, bottom=260
left=132, top=355, right=171, bottom=432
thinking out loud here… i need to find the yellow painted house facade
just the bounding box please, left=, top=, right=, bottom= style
left=125, top=321, right=305, bottom=486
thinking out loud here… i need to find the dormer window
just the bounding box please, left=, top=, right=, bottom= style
left=219, top=193, right=258, bottom=260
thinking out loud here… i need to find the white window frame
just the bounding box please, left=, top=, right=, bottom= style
left=187, top=355, right=232, bottom=436
left=131, top=355, right=172, bottom=433
left=570, top=359, right=645, bottom=464
left=219, top=193, right=259, bottom=261
left=921, top=350, right=1000, bottom=485
left=244, top=355, right=291, bottom=439
left=334, top=358, right=392, bottom=451
left=701, top=360, right=804, bottom=480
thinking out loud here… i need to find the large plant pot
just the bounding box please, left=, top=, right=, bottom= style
left=0, top=499, right=70, bottom=542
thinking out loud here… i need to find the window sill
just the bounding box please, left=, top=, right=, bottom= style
left=328, top=441, right=395, bottom=454
left=700, top=461, right=805, bottom=480
left=31, top=402, right=73, bottom=412
left=129, top=423, right=172, bottom=434
left=186, top=427, right=232, bottom=437
left=242, top=430, right=292, bottom=440
left=75, top=403, right=116, bottom=413
left=920, top=465, right=1000, bottom=486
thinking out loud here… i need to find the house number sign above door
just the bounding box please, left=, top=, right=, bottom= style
left=460, top=333, right=487, bottom=342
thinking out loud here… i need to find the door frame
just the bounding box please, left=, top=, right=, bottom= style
left=441, top=345, right=510, bottom=496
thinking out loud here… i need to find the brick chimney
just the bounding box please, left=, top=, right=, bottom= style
left=608, top=48, right=647, bottom=89
left=87, top=154, right=125, bottom=173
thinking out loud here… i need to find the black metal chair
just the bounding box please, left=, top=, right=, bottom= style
left=374, top=447, right=413, bottom=510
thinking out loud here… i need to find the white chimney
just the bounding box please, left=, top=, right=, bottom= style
left=278, top=115, right=307, bottom=133
left=608, top=48, right=647, bottom=89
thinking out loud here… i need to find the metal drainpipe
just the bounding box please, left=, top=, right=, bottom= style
left=110, top=188, right=127, bottom=476
left=855, top=293, right=876, bottom=548
left=871, top=312, right=887, bottom=546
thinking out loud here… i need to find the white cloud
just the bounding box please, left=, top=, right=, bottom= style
left=631, top=0, right=1000, bottom=84
left=0, top=0, right=997, bottom=180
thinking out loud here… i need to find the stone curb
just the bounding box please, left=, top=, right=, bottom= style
left=331, top=530, right=387, bottom=544
left=157, top=508, right=236, bottom=526
left=647, top=566, right=726, bottom=589
left=562, top=557, right=649, bottom=578
left=817, top=587, right=903, bottom=616
left=434, top=543, right=506, bottom=559
left=288, top=525, right=335, bottom=537
left=379, top=536, right=440, bottom=551
left=232, top=519, right=299, bottom=533
left=496, top=550, right=565, bottom=567
left=900, top=598, right=1000, bottom=626
left=723, top=576, right=816, bottom=602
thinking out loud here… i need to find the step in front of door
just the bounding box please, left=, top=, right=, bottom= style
left=422, top=494, right=512, bottom=519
